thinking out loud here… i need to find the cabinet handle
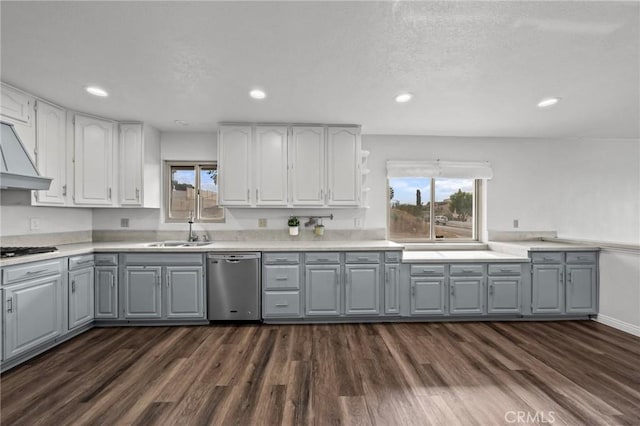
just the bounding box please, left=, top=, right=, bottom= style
left=328, top=189, right=332, bottom=200
left=136, top=188, right=140, bottom=200
left=500, top=269, right=512, bottom=273
left=275, top=303, right=289, bottom=307
left=462, top=269, right=474, bottom=273
left=411, top=285, right=415, bottom=296
left=247, top=189, right=250, bottom=201
left=71, top=280, right=76, bottom=293
left=156, top=275, right=161, bottom=286
left=275, top=258, right=288, bottom=262
left=567, top=272, right=572, bottom=282
left=275, top=276, right=288, bottom=281
left=319, top=189, right=323, bottom=200
left=256, top=189, right=259, bottom=200
left=77, top=259, right=93, bottom=265
left=317, top=258, right=329, bottom=262
left=167, top=273, right=170, bottom=287
left=108, top=187, right=112, bottom=200
left=110, top=275, right=114, bottom=287
left=7, top=297, right=13, bottom=313
left=489, top=285, right=494, bottom=295
left=385, top=271, right=389, bottom=283
left=25, top=269, right=48, bottom=276
left=62, top=184, right=67, bottom=196
left=451, top=286, right=455, bottom=296
left=357, top=257, right=369, bottom=261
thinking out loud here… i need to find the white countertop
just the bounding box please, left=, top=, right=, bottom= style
left=402, top=250, right=529, bottom=263
left=0, top=240, right=405, bottom=267
left=488, top=240, right=600, bottom=257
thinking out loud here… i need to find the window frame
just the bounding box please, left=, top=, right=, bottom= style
left=387, top=178, right=480, bottom=242
left=164, top=160, right=224, bottom=223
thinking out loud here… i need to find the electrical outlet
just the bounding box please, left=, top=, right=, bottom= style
left=354, top=218, right=362, bottom=228
left=29, top=218, right=40, bottom=231
left=513, top=219, right=519, bottom=228
left=258, top=218, right=267, bottom=228
left=120, top=218, right=130, bottom=228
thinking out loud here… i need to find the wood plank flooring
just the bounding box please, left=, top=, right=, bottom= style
left=1, top=321, right=639, bottom=425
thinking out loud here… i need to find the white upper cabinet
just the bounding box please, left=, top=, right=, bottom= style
left=0, top=83, right=32, bottom=124
left=255, top=126, right=289, bottom=206
left=73, top=114, right=115, bottom=206
left=327, top=127, right=360, bottom=206
left=119, top=123, right=142, bottom=206
left=290, top=126, right=326, bottom=206
left=218, top=126, right=253, bottom=206
left=34, top=101, right=67, bottom=205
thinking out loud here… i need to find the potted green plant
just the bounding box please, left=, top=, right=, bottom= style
left=288, top=216, right=300, bottom=236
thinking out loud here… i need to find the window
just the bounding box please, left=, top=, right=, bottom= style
left=165, top=161, right=224, bottom=222
left=388, top=177, right=478, bottom=241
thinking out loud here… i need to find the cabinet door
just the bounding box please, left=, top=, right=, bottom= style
left=255, top=126, right=288, bottom=206
left=305, top=264, right=341, bottom=316
left=410, top=277, right=446, bottom=315
left=95, top=266, right=118, bottom=319
left=166, top=266, right=204, bottom=319
left=3, top=275, right=63, bottom=360
left=74, top=114, right=114, bottom=205
left=488, top=277, right=521, bottom=314
left=290, top=126, right=325, bottom=206
left=119, top=123, right=143, bottom=206
left=450, top=277, right=484, bottom=315
left=327, top=127, right=360, bottom=206
left=1, top=84, right=32, bottom=124
left=123, top=266, right=162, bottom=318
left=566, top=264, right=597, bottom=314
left=345, top=264, right=380, bottom=315
left=68, top=266, right=95, bottom=329
left=532, top=264, right=564, bottom=314
left=384, top=264, right=401, bottom=315
left=34, top=101, right=66, bottom=205
left=218, top=126, right=252, bottom=206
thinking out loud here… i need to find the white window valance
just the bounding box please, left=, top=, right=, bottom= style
left=386, top=160, right=493, bottom=179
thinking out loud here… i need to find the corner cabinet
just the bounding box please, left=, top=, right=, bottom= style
left=217, top=123, right=362, bottom=208
left=73, top=114, right=116, bottom=206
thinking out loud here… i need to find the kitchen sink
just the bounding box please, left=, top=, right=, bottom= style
left=146, top=241, right=212, bottom=247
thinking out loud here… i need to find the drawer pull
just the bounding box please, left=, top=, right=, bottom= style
left=317, top=258, right=329, bottom=262
left=76, top=259, right=93, bottom=265
left=462, top=269, right=475, bottom=273
left=543, top=257, right=555, bottom=262
left=275, top=258, right=288, bottom=262
left=357, top=257, right=369, bottom=261
left=500, top=269, right=514, bottom=273
left=275, top=276, right=289, bottom=281
left=275, top=303, right=289, bottom=308
left=25, top=269, right=48, bottom=276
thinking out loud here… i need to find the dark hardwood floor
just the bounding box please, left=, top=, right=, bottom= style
left=1, top=321, right=639, bottom=425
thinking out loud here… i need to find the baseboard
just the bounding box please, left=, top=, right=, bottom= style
left=594, top=314, right=640, bottom=337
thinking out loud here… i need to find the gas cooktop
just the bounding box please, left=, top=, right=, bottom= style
left=0, top=246, right=58, bottom=258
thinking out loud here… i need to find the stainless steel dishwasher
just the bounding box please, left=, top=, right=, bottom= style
left=207, top=253, right=261, bottom=321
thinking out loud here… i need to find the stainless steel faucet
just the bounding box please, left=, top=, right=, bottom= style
left=188, top=212, right=198, bottom=242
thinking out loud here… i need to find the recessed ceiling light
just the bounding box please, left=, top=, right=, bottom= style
left=537, top=97, right=561, bottom=108
left=395, top=93, right=413, bottom=103
left=174, top=120, right=189, bottom=126
left=250, top=89, right=266, bottom=100
left=85, top=86, right=108, bottom=97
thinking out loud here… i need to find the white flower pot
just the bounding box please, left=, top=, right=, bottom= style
left=289, top=226, right=299, bottom=236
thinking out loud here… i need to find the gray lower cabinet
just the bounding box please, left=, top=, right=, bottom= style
left=345, top=264, right=380, bottom=315
left=95, top=266, right=118, bottom=319
left=123, top=266, right=163, bottom=319
left=384, top=264, right=401, bottom=315
left=566, top=264, right=596, bottom=314
left=532, top=264, right=564, bottom=314
left=410, top=277, right=446, bottom=315
left=3, top=274, right=64, bottom=360
left=449, top=277, right=484, bottom=315
left=487, top=277, right=521, bottom=314
left=305, top=264, right=341, bottom=316
left=68, top=266, right=95, bottom=329
left=166, top=266, right=204, bottom=319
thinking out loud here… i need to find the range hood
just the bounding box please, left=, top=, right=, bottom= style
left=0, top=121, right=52, bottom=190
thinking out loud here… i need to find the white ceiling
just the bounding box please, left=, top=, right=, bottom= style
left=1, top=1, right=638, bottom=138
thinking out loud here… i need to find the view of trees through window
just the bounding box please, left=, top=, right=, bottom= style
left=168, top=163, right=223, bottom=221
left=389, top=177, right=475, bottom=240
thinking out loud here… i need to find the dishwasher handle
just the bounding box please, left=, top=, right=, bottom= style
left=207, top=253, right=261, bottom=261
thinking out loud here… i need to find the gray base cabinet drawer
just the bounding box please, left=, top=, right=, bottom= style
left=264, top=265, right=300, bottom=290
left=410, top=265, right=445, bottom=276
left=95, top=254, right=118, bottom=266
left=305, top=253, right=340, bottom=264
left=531, top=252, right=563, bottom=263
left=488, top=264, right=521, bottom=275
left=384, top=251, right=402, bottom=263
left=450, top=264, right=484, bottom=276
left=263, top=291, right=301, bottom=317
left=566, top=252, right=596, bottom=264
left=68, top=255, right=94, bottom=271
left=345, top=252, right=380, bottom=264
left=263, top=253, right=300, bottom=264
left=3, top=259, right=64, bottom=285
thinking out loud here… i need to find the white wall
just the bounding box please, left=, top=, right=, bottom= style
left=0, top=191, right=92, bottom=237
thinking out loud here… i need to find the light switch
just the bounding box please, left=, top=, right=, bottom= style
left=513, top=219, right=519, bottom=228
left=258, top=218, right=267, bottom=228
left=30, top=218, right=40, bottom=230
